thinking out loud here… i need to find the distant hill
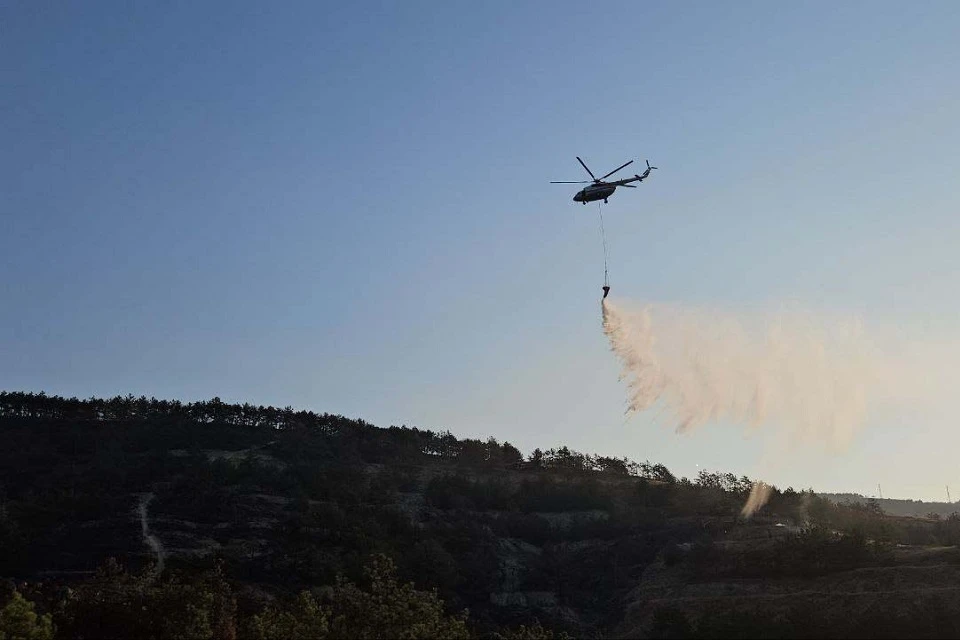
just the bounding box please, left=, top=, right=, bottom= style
left=820, top=493, right=960, bottom=519
left=4, top=390, right=960, bottom=639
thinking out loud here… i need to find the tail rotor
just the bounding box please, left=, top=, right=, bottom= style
left=634, top=159, right=658, bottom=182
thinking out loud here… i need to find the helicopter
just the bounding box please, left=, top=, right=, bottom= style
left=551, top=157, right=657, bottom=204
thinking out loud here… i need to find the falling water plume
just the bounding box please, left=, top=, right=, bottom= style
left=601, top=297, right=891, bottom=515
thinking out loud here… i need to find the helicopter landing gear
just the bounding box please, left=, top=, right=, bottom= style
left=603, top=199, right=608, bottom=204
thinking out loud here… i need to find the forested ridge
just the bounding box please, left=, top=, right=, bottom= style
left=3, top=391, right=960, bottom=639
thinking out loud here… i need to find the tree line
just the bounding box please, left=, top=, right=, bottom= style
left=0, top=391, right=674, bottom=481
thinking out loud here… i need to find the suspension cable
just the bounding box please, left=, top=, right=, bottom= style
left=597, top=201, right=609, bottom=287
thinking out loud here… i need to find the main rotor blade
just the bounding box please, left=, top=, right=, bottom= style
left=550, top=180, right=591, bottom=184
left=599, top=160, right=634, bottom=181
left=576, top=156, right=598, bottom=181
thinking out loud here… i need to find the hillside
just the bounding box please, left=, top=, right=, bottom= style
left=3, top=391, right=960, bottom=639
left=821, top=493, right=960, bottom=520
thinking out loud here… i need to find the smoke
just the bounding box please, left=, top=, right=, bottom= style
left=742, top=482, right=774, bottom=518
left=600, top=297, right=932, bottom=515
left=137, top=492, right=165, bottom=575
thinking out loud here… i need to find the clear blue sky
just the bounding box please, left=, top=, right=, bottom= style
left=4, top=1, right=960, bottom=500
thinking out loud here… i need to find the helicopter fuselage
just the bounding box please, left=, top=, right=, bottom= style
left=574, top=183, right=617, bottom=204
left=552, top=156, right=656, bottom=204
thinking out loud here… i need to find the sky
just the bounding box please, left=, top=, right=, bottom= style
left=3, top=1, right=960, bottom=500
